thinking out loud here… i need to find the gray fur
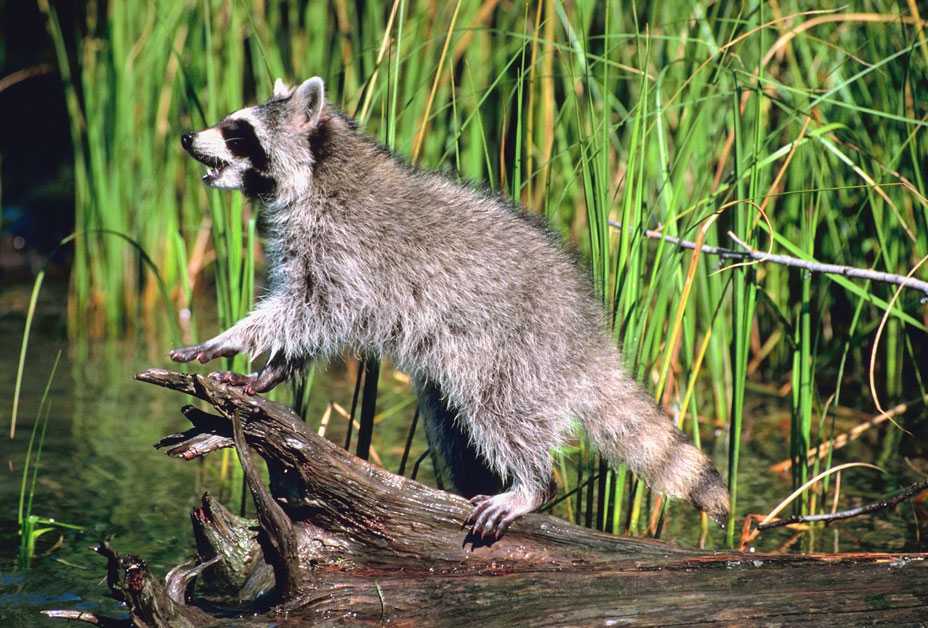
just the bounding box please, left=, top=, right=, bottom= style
left=172, top=77, right=730, bottom=535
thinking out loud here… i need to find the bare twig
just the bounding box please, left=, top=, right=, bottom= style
left=757, top=478, right=928, bottom=531
left=608, top=221, right=928, bottom=301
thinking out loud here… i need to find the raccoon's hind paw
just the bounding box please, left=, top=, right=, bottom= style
left=464, top=489, right=543, bottom=542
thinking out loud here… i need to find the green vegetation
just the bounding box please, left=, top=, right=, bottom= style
left=35, top=1, right=928, bottom=548
left=17, top=351, right=83, bottom=568
left=10, top=270, right=44, bottom=439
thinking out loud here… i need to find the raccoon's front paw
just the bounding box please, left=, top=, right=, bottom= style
left=208, top=363, right=288, bottom=396
left=209, top=371, right=254, bottom=386
left=170, top=344, right=205, bottom=363
left=464, top=489, right=544, bottom=542
left=169, top=343, right=236, bottom=364
left=210, top=370, right=260, bottom=395
left=210, top=370, right=261, bottom=396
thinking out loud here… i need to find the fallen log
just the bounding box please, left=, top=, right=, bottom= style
left=46, top=369, right=928, bottom=626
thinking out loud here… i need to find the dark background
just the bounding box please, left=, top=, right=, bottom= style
left=1, top=0, right=82, bottom=268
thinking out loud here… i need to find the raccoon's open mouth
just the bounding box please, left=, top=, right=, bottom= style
left=195, top=155, right=230, bottom=183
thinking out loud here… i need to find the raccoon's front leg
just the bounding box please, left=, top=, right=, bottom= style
left=465, top=485, right=548, bottom=542
left=170, top=296, right=284, bottom=365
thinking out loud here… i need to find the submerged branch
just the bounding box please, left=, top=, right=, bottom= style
left=608, top=221, right=928, bottom=300
left=40, top=611, right=115, bottom=627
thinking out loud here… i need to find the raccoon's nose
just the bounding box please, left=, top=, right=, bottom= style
left=181, top=133, right=194, bottom=150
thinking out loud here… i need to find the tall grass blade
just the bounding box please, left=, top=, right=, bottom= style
left=10, top=271, right=44, bottom=439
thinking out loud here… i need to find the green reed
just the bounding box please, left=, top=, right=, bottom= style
left=17, top=351, right=83, bottom=568
left=39, top=0, right=928, bottom=547
left=9, top=271, right=44, bottom=440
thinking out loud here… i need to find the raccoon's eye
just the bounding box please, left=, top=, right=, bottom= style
left=219, top=119, right=270, bottom=171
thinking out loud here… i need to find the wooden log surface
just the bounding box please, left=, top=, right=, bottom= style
left=44, top=369, right=928, bottom=626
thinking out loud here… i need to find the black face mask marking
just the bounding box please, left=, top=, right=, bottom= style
left=220, top=119, right=270, bottom=171
left=242, top=168, right=277, bottom=198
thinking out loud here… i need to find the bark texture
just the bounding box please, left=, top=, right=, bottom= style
left=45, top=369, right=928, bottom=626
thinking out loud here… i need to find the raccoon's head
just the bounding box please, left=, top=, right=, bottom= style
left=180, top=76, right=326, bottom=202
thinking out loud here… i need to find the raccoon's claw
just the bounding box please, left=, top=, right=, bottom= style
left=464, top=495, right=492, bottom=526
left=469, top=499, right=507, bottom=540
left=464, top=490, right=542, bottom=542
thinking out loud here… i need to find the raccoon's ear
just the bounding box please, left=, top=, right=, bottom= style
left=293, top=77, right=325, bottom=129
left=273, top=78, right=292, bottom=99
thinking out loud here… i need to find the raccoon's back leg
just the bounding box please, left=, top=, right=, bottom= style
left=416, top=381, right=505, bottom=499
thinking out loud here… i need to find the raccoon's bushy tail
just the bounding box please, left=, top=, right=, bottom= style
left=579, top=367, right=730, bottom=527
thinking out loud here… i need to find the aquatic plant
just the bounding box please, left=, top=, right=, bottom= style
left=17, top=351, right=83, bottom=568
left=10, top=271, right=44, bottom=439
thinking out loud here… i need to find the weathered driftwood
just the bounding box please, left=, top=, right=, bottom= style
left=46, top=369, right=928, bottom=626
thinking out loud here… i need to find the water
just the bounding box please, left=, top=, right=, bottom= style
left=0, top=281, right=925, bottom=626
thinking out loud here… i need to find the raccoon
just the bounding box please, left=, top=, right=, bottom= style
left=171, top=76, right=730, bottom=541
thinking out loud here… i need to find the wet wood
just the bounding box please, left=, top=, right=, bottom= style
left=46, top=369, right=928, bottom=626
